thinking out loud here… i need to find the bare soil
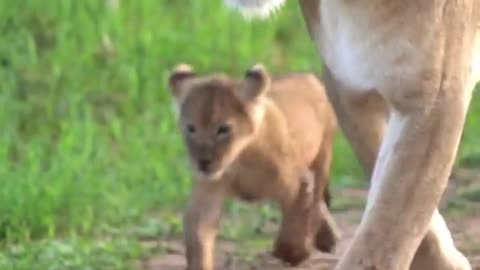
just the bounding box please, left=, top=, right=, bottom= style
left=139, top=169, right=480, bottom=270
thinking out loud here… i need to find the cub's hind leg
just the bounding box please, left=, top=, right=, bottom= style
left=311, top=129, right=341, bottom=253
left=272, top=172, right=317, bottom=266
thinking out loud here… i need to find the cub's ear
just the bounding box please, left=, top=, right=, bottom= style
left=236, top=63, right=271, bottom=103
left=168, top=64, right=196, bottom=100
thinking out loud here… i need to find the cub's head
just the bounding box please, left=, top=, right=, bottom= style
left=168, top=63, right=271, bottom=181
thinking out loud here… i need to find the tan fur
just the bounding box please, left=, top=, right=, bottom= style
left=168, top=64, right=340, bottom=270
left=226, top=0, right=480, bottom=269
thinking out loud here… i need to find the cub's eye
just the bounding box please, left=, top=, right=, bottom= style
left=186, top=124, right=196, bottom=134
left=216, top=124, right=231, bottom=137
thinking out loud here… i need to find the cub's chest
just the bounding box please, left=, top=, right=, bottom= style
left=225, top=152, right=289, bottom=201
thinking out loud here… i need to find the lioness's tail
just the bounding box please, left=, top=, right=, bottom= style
left=224, top=0, right=286, bottom=19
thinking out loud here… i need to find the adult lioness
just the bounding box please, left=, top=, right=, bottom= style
left=168, top=63, right=340, bottom=269
left=225, top=0, right=480, bottom=269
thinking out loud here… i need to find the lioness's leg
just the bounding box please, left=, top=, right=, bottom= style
left=409, top=29, right=479, bottom=270
left=324, top=66, right=472, bottom=270
left=184, top=181, right=225, bottom=270
left=410, top=210, right=471, bottom=270
left=273, top=173, right=315, bottom=266
left=312, top=131, right=341, bottom=252
left=322, top=68, right=389, bottom=179
left=334, top=74, right=472, bottom=270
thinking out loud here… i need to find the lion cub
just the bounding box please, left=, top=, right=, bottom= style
left=168, top=63, right=340, bottom=270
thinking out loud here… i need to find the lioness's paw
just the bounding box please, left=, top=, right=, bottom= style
left=449, top=251, right=471, bottom=270
left=411, top=248, right=472, bottom=270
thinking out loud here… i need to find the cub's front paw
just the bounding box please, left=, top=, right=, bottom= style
left=272, top=240, right=311, bottom=266
left=315, top=222, right=339, bottom=253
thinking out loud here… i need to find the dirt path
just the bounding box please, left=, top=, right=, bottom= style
left=140, top=171, right=480, bottom=270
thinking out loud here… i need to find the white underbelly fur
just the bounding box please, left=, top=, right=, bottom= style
left=224, top=0, right=479, bottom=94
left=317, top=1, right=424, bottom=93
left=472, top=32, right=480, bottom=90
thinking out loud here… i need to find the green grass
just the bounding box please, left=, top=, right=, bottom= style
left=0, top=238, right=144, bottom=270
left=0, top=0, right=479, bottom=268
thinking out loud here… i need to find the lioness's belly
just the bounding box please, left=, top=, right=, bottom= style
left=318, top=1, right=428, bottom=93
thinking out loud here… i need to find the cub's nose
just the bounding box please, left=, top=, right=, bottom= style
left=198, top=159, right=211, bottom=172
